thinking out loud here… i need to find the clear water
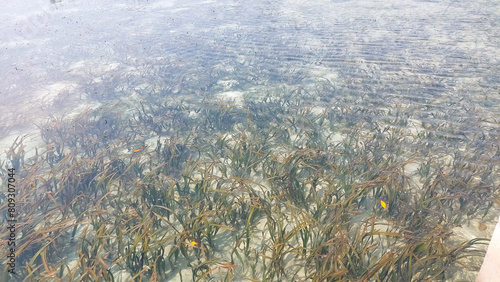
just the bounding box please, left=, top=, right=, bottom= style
left=1, top=0, right=500, bottom=280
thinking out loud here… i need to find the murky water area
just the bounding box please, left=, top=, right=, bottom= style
left=1, top=0, right=500, bottom=280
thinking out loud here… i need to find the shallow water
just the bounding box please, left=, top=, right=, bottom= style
left=1, top=0, right=500, bottom=280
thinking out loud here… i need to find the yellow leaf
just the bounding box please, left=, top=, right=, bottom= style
left=190, top=241, right=197, bottom=246
left=380, top=200, right=387, bottom=210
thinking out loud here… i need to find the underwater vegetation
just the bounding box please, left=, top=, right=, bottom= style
left=4, top=0, right=500, bottom=279
left=0, top=80, right=499, bottom=281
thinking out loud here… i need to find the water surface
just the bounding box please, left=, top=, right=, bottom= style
left=1, top=0, right=500, bottom=280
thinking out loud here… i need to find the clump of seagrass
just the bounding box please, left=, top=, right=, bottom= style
left=1, top=82, right=497, bottom=281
